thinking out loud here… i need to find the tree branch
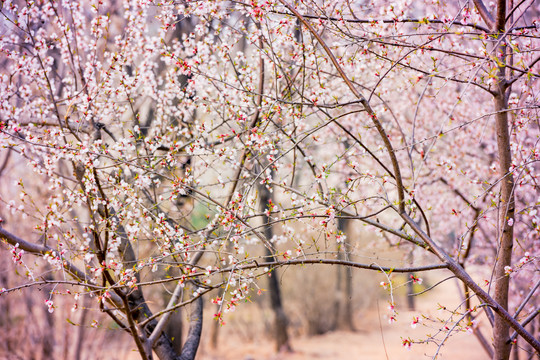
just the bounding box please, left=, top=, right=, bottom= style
left=0, top=226, right=89, bottom=283
left=472, top=0, right=496, bottom=29
left=279, top=0, right=407, bottom=212
left=400, top=214, right=540, bottom=353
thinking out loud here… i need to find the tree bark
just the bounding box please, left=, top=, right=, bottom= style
left=333, top=217, right=355, bottom=331
left=73, top=296, right=89, bottom=360
left=165, top=309, right=183, bottom=354
left=177, top=296, right=203, bottom=360
left=492, top=92, right=515, bottom=360
left=259, top=181, right=292, bottom=352
left=491, top=1, right=515, bottom=358
left=42, top=270, right=56, bottom=359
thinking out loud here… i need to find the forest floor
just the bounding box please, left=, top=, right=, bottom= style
left=114, top=272, right=493, bottom=360
left=194, top=284, right=490, bottom=360
left=195, top=310, right=488, bottom=360
left=113, top=269, right=509, bottom=360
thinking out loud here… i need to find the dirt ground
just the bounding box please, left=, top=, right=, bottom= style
left=103, top=274, right=504, bottom=360
left=196, top=309, right=488, bottom=360
left=195, top=283, right=491, bottom=360
left=199, top=330, right=485, bottom=360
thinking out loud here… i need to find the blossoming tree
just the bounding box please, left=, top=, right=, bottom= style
left=0, top=0, right=538, bottom=359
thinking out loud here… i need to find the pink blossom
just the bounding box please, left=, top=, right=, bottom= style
left=402, top=339, right=412, bottom=350
left=45, top=299, right=54, bottom=313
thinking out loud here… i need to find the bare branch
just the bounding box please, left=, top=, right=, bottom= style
left=472, top=0, right=496, bottom=29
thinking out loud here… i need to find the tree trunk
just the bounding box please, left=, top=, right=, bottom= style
left=492, top=68, right=515, bottom=360
left=259, top=181, right=292, bottom=352
left=42, top=271, right=56, bottom=359
left=0, top=266, right=9, bottom=353
left=333, top=217, right=355, bottom=331
left=524, top=320, right=537, bottom=360
left=512, top=338, right=520, bottom=360
left=491, top=1, right=515, bottom=356
left=469, top=1, right=517, bottom=358
left=165, top=309, right=183, bottom=354
left=177, top=296, right=203, bottom=360
left=73, top=296, right=89, bottom=360
left=164, top=268, right=184, bottom=354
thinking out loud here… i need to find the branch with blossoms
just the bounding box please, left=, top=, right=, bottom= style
left=278, top=0, right=540, bottom=354
left=0, top=222, right=207, bottom=360
left=0, top=226, right=91, bottom=284
left=1, top=0, right=539, bottom=359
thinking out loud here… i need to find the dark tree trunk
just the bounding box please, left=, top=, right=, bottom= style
left=332, top=217, right=355, bottom=331
left=165, top=309, right=183, bottom=354
left=164, top=268, right=184, bottom=354
left=42, top=270, right=56, bottom=359
left=512, top=338, right=520, bottom=360
left=259, top=181, right=292, bottom=352
left=73, top=296, right=89, bottom=360
left=0, top=265, right=9, bottom=353
left=177, top=296, right=203, bottom=360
